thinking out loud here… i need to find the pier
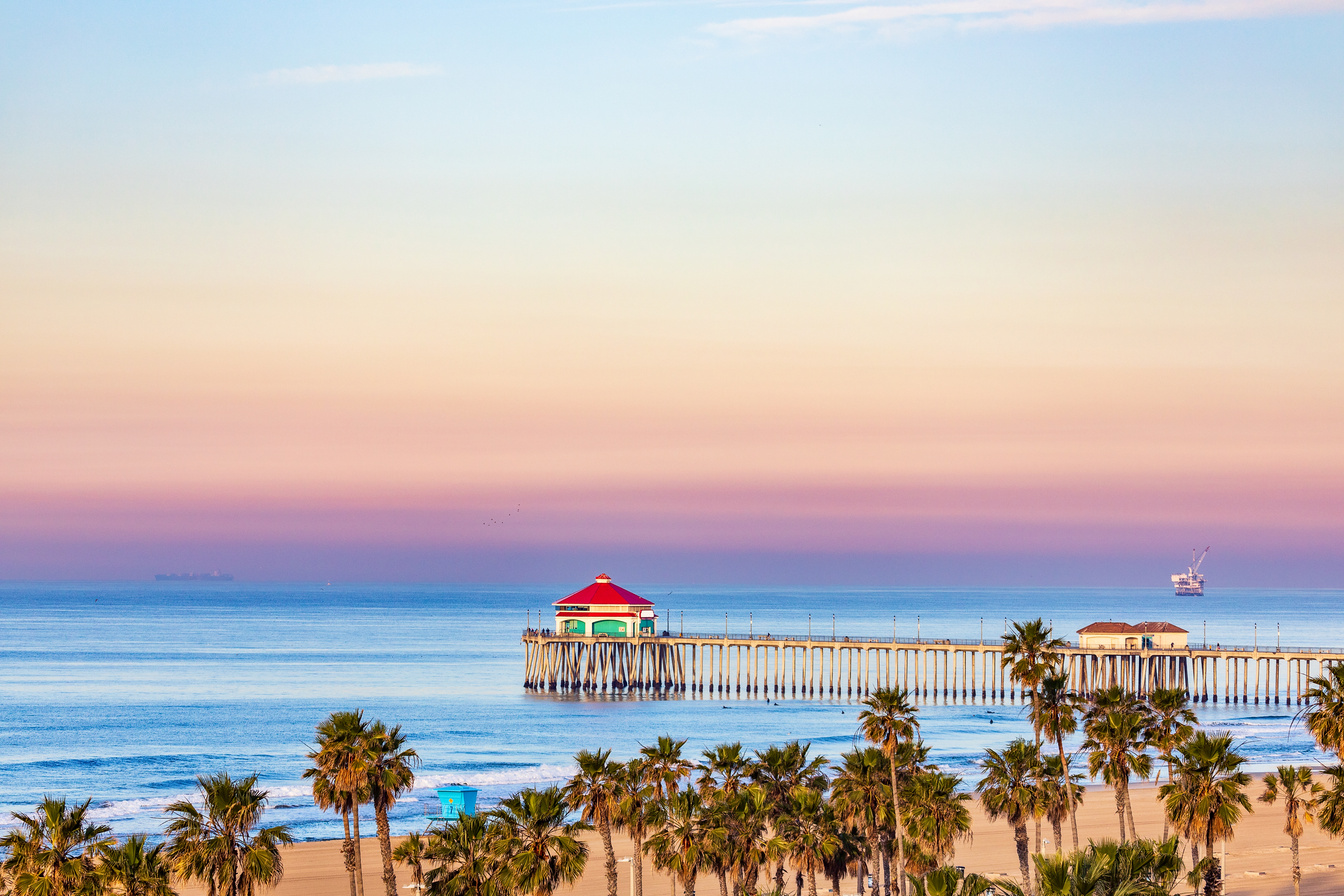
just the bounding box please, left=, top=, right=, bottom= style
left=520, top=630, right=1344, bottom=705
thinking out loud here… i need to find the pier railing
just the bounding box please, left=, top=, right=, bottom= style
left=521, top=628, right=1344, bottom=705
left=523, top=629, right=1338, bottom=655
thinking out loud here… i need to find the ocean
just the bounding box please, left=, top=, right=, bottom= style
left=0, top=582, right=1338, bottom=841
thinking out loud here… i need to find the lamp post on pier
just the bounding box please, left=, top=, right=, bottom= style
left=832, top=614, right=836, bottom=640
left=750, top=613, right=753, bottom=638
left=724, top=612, right=728, bottom=638
left=1277, top=623, right=1280, bottom=651
left=917, top=615, right=921, bottom=644
left=980, top=617, right=984, bottom=646
left=808, top=615, right=812, bottom=639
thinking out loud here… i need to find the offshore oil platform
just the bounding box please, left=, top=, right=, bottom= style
left=1171, top=547, right=1210, bottom=596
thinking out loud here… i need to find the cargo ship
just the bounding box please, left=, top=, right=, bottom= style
left=154, top=571, right=234, bottom=581
left=1171, top=547, right=1209, bottom=596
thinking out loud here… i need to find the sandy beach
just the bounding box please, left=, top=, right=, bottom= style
left=177, top=775, right=1344, bottom=896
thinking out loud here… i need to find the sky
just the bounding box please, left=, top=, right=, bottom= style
left=2, top=1, right=1343, bottom=584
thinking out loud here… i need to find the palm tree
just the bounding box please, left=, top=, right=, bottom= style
left=492, top=787, right=590, bottom=896
left=1029, top=673, right=1081, bottom=851
left=1035, top=756, right=1083, bottom=858
left=615, top=759, right=656, bottom=896
left=1002, top=620, right=1065, bottom=860
left=1082, top=704, right=1152, bottom=842
left=425, top=814, right=501, bottom=896
left=776, top=788, right=842, bottom=896
left=900, top=772, right=972, bottom=879
left=645, top=789, right=721, bottom=896
left=1304, top=663, right=1344, bottom=758
left=832, top=748, right=893, bottom=896
left=164, top=772, right=293, bottom=896
left=0, top=797, right=113, bottom=896
left=640, top=736, right=695, bottom=801
left=305, top=710, right=372, bottom=896
left=727, top=785, right=783, bottom=896
left=1317, top=764, right=1344, bottom=837
left=1259, top=766, right=1322, bottom=896
left=753, top=741, right=830, bottom=893
left=858, top=688, right=920, bottom=896
left=697, top=743, right=754, bottom=797
left=976, top=739, right=1038, bottom=890
left=392, top=832, right=427, bottom=894
left=1159, top=732, right=1251, bottom=896
left=822, top=827, right=865, bottom=896
left=995, top=838, right=1183, bottom=896
left=1147, top=687, right=1198, bottom=841
left=368, top=721, right=421, bottom=896
left=908, top=867, right=993, bottom=896
left=99, top=835, right=176, bottom=896
left=563, top=749, right=624, bottom=896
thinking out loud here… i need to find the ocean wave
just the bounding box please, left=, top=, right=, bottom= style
left=83, top=795, right=195, bottom=821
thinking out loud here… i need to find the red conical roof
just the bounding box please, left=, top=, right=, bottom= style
left=553, top=574, right=654, bottom=607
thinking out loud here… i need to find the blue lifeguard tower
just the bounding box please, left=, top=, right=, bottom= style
left=428, top=785, right=479, bottom=822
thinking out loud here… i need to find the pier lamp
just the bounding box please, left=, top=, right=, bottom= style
left=1277, top=623, right=1280, bottom=651
left=832, top=614, right=835, bottom=640
left=680, top=611, right=684, bottom=636
left=1204, top=620, right=1206, bottom=647
left=809, top=614, right=812, bottom=639
left=1254, top=623, right=1257, bottom=651
left=750, top=612, right=753, bottom=638
left=980, top=618, right=984, bottom=646
left=917, top=616, right=921, bottom=643
left=725, top=612, right=728, bottom=638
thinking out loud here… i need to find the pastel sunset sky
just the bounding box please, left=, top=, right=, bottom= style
left=3, top=2, right=1342, bottom=583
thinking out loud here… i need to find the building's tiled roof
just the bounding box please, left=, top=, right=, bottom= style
left=1077, top=621, right=1188, bottom=634
left=553, top=574, right=655, bottom=607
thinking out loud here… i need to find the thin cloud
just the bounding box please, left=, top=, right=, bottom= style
left=258, top=63, right=443, bottom=86
left=704, top=0, right=1344, bottom=37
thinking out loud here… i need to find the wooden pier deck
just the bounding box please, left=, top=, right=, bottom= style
left=521, top=630, right=1344, bottom=704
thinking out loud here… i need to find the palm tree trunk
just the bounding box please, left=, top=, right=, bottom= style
left=880, top=845, right=890, bottom=896
left=1056, top=732, right=1079, bottom=852
left=375, top=806, right=397, bottom=896
left=807, top=867, right=819, bottom=896
left=830, top=868, right=842, bottom=896
left=1160, top=760, right=1173, bottom=841
left=599, top=816, right=618, bottom=896
left=776, top=862, right=786, bottom=894
left=1113, top=784, right=1127, bottom=841
left=1013, top=821, right=1031, bottom=891
left=1052, top=817, right=1062, bottom=856
left=857, top=857, right=867, bottom=896
left=1205, top=833, right=1219, bottom=896
left=889, top=754, right=905, bottom=896
left=633, top=835, right=645, bottom=896
left=718, top=870, right=729, bottom=896
left=1291, top=832, right=1301, bottom=896
left=351, top=806, right=366, bottom=896
left=683, top=871, right=696, bottom=896
left=342, top=812, right=357, bottom=896
left=1122, top=781, right=1138, bottom=843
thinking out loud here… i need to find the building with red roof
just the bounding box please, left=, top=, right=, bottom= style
left=1078, top=621, right=1188, bottom=650
left=553, top=574, right=657, bottom=638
